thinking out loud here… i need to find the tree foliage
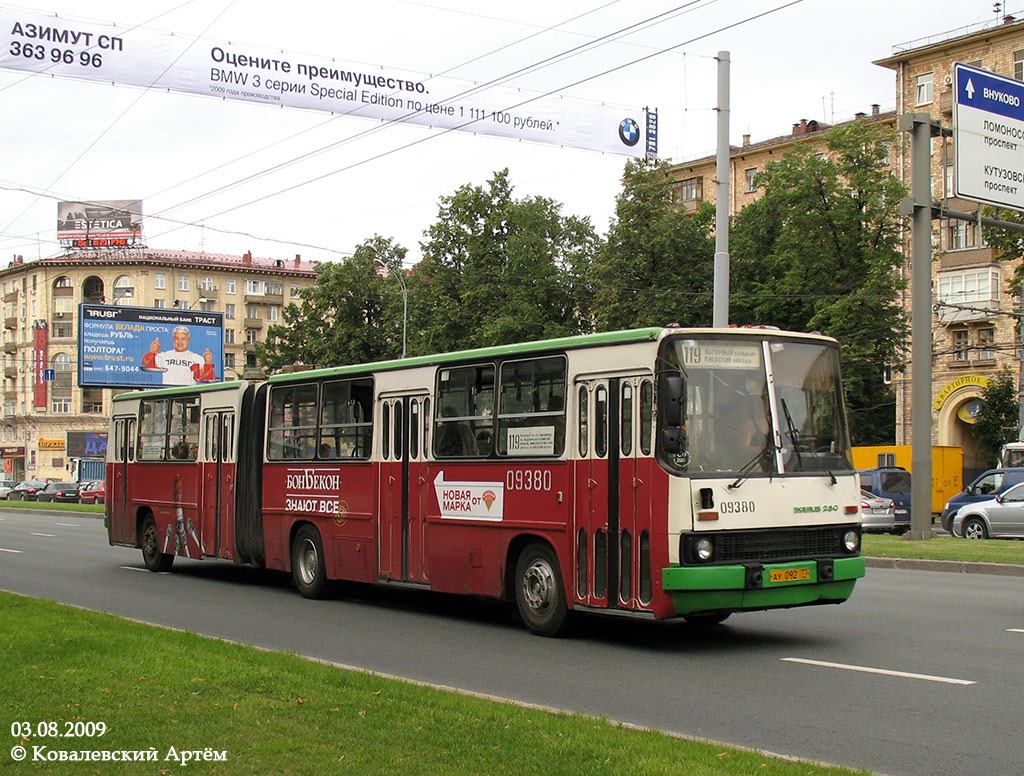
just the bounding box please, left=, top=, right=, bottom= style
left=729, top=120, right=908, bottom=444
left=408, top=169, right=597, bottom=354
left=591, top=158, right=715, bottom=330
left=257, top=235, right=406, bottom=369
left=974, top=369, right=1020, bottom=466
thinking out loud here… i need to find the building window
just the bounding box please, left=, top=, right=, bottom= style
left=290, top=284, right=300, bottom=297
left=225, top=303, right=235, bottom=320
left=977, top=328, right=996, bottom=360
left=52, top=322, right=72, bottom=338
left=268, top=305, right=279, bottom=322
left=224, top=328, right=235, bottom=345
left=916, top=72, right=934, bottom=105
left=153, top=299, right=166, bottom=308
left=937, top=268, right=999, bottom=305
left=51, top=398, right=71, bottom=414
left=178, top=275, right=190, bottom=292
left=246, top=279, right=264, bottom=295
left=246, top=304, right=260, bottom=319
left=225, top=279, right=236, bottom=294
left=952, top=329, right=969, bottom=362
left=245, top=329, right=259, bottom=344
left=154, top=273, right=166, bottom=290
left=224, top=352, right=235, bottom=369
left=112, top=275, right=134, bottom=303
left=266, top=282, right=283, bottom=296
left=674, top=177, right=702, bottom=202
left=199, top=276, right=215, bottom=291
left=1016, top=50, right=1024, bottom=81
left=744, top=168, right=758, bottom=193
left=54, top=276, right=72, bottom=289
left=53, top=296, right=73, bottom=315
left=946, top=219, right=981, bottom=251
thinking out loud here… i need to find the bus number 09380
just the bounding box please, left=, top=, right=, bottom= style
left=506, top=469, right=552, bottom=491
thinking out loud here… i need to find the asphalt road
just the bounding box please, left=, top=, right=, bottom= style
left=2, top=508, right=1022, bottom=776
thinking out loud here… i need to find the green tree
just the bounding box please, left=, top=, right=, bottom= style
left=729, top=120, right=908, bottom=444
left=257, top=236, right=406, bottom=369
left=591, top=158, right=715, bottom=330
left=408, top=169, right=597, bottom=354
left=974, top=369, right=1020, bottom=466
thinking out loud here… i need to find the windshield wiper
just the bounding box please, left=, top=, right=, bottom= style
left=780, top=399, right=836, bottom=485
left=728, top=440, right=776, bottom=490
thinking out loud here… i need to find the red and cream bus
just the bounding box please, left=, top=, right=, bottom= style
left=107, top=326, right=866, bottom=635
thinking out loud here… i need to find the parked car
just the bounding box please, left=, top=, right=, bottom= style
left=951, top=481, right=1024, bottom=539
left=35, top=481, right=81, bottom=503
left=8, top=480, right=47, bottom=501
left=78, top=480, right=105, bottom=505
left=0, top=480, right=17, bottom=499
left=859, top=467, right=911, bottom=534
left=940, top=468, right=1024, bottom=532
left=859, top=489, right=896, bottom=533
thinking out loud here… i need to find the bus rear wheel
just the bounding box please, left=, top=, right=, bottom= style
left=514, top=543, right=570, bottom=637
left=140, top=514, right=173, bottom=573
left=292, top=525, right=327, bottom=599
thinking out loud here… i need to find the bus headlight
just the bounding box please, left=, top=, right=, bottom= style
left=842, top=530, right=859, bottom=553
left=695, top=537, right=714, bottom=561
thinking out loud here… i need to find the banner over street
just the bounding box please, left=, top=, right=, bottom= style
left=0, top=7, right=655, bottom=158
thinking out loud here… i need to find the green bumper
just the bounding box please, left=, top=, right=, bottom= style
left=661, top=556, right=865, bottom=615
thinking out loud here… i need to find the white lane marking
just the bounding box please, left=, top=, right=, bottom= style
left=782, top=657, right=975, bottom=686
left=30, top=532, right=56, bottom=537
left=1007, top=628, right=1024, bottom=633
left=0, top=547, right=22, bottom=553
left=55, top=522, right=78, bottom=527
left=120, top=566, right=148, bottom=573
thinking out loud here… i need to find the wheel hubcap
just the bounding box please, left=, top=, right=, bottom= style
left=142, top=523, right=157, bottom=558
left=521, top=558, right=555, bottom=614
left=298, top=539, right=318, bottom=585
left=966, top=523, right=984, bottom=539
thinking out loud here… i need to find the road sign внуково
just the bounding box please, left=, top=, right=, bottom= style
left=955, top=62, right=1024, bottom=212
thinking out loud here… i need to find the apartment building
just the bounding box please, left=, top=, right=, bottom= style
left=0, top=247, right=316, bottom=481
left=668, top=14, right=1024, bottom=474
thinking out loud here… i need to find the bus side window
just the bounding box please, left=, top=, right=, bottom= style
left=595, top=385, right=608, bottom=459
left=621, top=383, right=633, bottom=457
left=268, top=384, right=318, bottom=460
left=578, top=386, right=588, bottom=457
left=138, top=399, right=169, bottom=461
left=382, top=401, right=390, bottom=460
left=640, top=380, right=653, bottom=456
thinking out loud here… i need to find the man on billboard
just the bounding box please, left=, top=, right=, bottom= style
left=150, top=327, right=215, bottom=385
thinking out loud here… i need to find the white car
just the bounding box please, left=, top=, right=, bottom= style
left=951, top=481, right=1024, bottom=539
left=0, top=480, right=17, bottom=499
left=859, top=489, right=895, bottom=533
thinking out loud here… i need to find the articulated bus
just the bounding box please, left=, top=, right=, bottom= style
left=107, top=327, right=866, bottom=636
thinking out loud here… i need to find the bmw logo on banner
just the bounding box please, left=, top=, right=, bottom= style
left=618, top=118, right=641, bottom=147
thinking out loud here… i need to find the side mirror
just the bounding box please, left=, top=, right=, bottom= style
left=661, top=375, right=685, bottom=428
left=662, top=426, right=686, bottom=455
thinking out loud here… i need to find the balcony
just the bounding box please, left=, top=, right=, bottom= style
left=4, top=367, right=15, bottom=379
left=243, top=342, right=257, bottom=353
left=244, top=318, right=263, bottom=329
left=244, top=293, right=283, bottom=306
left=4, top=390, right=17, bottom=402
left=4, top=317, right=17, bottom=330
left=3, top=342, right=15, bottom=354
left=3, top=291, right=17, bottom=303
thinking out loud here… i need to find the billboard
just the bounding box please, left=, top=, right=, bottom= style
left=0, top=7, right=652, bottom=158
left=78, top=304, right=224, bottom=389
left=57, top=200, right=143, bottom=247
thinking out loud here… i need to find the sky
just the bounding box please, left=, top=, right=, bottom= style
left=0, top=0, right=1018, bottom=267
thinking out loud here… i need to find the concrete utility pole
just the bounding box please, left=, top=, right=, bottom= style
left=712, top=50, right=730, bottom=328
left=901, top=113, right=937, bottom=541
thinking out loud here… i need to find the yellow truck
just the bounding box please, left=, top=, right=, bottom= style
left=851, top=446, right=964, bottom=515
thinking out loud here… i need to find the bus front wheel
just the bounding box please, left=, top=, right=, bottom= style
left=292, top=525, right=327, bottom=599
left=514, top=543, right=570, bottom=637
left=140, top=514, right=173, bottom=573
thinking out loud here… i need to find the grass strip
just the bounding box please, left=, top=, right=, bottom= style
left=0, top=592, right=868, bottom=775
left=862, top=533, right=1024, bottom=564
left=0, top=500, right=104, bottom=514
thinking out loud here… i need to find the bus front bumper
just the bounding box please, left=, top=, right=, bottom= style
left=661, top=556, right=866, bottom=615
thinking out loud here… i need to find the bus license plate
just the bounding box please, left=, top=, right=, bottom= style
left=769, top=568, right=811, bottom=584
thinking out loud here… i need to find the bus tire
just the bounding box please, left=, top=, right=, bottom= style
left=962, top=518, right=988, bottom=540
left=140, top=514, right=173, bottom=573
left=514, top=542, right=570, bottom=637
left=292, top=524, right=327, bottom=599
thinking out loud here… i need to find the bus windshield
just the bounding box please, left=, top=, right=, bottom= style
left=658, top=334, right=853, bottom=476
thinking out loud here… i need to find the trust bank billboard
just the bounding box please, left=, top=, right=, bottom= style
left=78, top=304, right=224, bottom=389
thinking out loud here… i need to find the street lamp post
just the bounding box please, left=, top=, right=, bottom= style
left=374, top=258, right=407, bottom=359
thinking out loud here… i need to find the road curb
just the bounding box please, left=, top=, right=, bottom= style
left=865, top=556, right=1024, bottom=577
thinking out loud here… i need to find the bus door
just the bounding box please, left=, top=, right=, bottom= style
left=572, top=379, right=616, bottom=608
left=201, top=410, right=236, bottom=559
left=109, top=415, right=135, bottom=544
left=378, top=393, right=430, bottom=584
left=616, top=377, right=656, bottom=610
